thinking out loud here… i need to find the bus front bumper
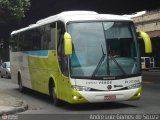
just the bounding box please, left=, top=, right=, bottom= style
left=70, top=86, right=142, bottom=104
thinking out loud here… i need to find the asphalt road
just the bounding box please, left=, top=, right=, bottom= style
left=0, top=71, right=160, bottom=120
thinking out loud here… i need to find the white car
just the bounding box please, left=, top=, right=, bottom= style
left=0, top=62, right=11, bottom=78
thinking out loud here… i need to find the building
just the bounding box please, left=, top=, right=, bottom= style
left=133, top=9, right=160, bottom=67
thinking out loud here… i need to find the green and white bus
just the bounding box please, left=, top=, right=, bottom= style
left=10, top=11, right=152, bottom=105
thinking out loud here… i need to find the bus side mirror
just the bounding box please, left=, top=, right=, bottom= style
left=64, top=32, right=72, bottom=55
left=138, top=31, right=152, bottom=53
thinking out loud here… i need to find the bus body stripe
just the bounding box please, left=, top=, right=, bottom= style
left=23, top=50, right=48, bottom=57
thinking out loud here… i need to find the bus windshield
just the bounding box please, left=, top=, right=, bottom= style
left=67, top=21, right=140, bottom=79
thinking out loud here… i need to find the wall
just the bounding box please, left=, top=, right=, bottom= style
left=133, top=9, right=160, bottom=67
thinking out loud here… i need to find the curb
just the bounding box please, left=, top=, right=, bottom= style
left=0, top=100, right=28, bottom=116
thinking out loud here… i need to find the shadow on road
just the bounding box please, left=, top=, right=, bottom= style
left=15, top=88, right=137, bottom=111
left=62, top=102, right=137, bottom=111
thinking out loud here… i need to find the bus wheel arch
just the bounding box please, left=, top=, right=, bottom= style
left=48, top=78, right=60, bottom=106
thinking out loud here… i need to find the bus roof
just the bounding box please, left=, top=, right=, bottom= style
left=11, top=11, right=132, bottom=35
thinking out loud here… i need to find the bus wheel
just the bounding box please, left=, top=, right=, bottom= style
left=18, top=74, right=25, bottom=93
left=49, top=83, right=60, bottom=106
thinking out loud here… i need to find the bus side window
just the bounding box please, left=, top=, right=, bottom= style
left=40, top=23, right=56, bottom=50
left=50, top=24, right=56, bottom=50
left=23, top=29, right=41, bottom=51
left=57, top=21, right=69, bottom=76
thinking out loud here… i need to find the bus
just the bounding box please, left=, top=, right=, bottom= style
left=141, top=57, right=155, bottom=70
left=10, top=11, right=152, bottom=105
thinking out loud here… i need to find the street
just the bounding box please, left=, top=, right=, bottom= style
left=0, top=71, right=160, bottom=120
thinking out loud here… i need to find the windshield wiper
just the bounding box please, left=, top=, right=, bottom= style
left=92, top=45, right=106, bottom=78
left=109, top=55, right=127, bottom=75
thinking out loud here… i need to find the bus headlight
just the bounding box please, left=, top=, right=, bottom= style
left=72, top=85, right=91, bottom=91
left=127, top=84, right=141, bottom=89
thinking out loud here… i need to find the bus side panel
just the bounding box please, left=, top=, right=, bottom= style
left=10, top=51, right=32, bottom=89
left=11, top=50, right=71, bottom=102
left=27, top=50, right=60, bottom=95
left=10, top=51, right=19, bottom=84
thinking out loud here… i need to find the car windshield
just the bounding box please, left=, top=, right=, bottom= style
left=6, top=62, right=10, bottom=68
left=67, top=21, right=140, bottom=78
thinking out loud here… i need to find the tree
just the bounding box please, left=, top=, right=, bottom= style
left=0, top=0, right=30, bottom=21
left=0, top=0, right=30, bottom=61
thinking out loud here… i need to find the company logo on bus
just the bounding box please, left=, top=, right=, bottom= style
left=107, top=85, right=112, bottom=90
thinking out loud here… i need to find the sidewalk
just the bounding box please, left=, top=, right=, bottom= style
left=0, top=93, right=28, bottom=115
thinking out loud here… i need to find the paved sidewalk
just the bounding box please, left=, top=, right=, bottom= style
left=0, top=93, right=28, bottom=115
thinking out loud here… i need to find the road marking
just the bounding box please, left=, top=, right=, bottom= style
left=142, top=81, right=153, bottom=84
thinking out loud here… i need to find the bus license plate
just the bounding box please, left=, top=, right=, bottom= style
left=104, top=95, right=116, bottom=101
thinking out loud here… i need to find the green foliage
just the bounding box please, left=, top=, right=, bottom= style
left=0, top=0, right=30, bottom=20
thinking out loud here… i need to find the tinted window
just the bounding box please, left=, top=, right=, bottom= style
left=41, top=24, right=56, bottom=50
left=10, top=22, right=56, bottom=51
left=24, top=29, right=42, bottom=51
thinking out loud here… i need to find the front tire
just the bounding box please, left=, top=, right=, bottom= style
left=49, top=82, right=60, bottom=106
